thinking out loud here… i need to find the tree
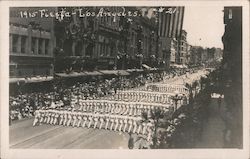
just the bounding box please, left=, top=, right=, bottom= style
left=141, top=107, right=165, bottom=148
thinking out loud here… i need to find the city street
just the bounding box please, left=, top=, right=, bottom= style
left=10, top=119, right=129, bottom=149
left=10, top=70, right=208, bottom=149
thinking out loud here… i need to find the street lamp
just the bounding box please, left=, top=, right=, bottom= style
left=171, top=91, right=183, bottom=111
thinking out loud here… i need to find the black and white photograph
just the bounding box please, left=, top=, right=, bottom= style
left=0, top=1, right=249, bottom=159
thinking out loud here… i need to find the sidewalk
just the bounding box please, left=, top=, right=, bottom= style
left=195, top=98, right=227, bottom=148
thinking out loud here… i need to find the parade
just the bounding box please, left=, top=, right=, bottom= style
left=26, top=67, right=208, bottom=148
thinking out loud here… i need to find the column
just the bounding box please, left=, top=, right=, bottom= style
left=27, top=25, right=32, bottom=54
left=82, top=42, right=86, bottom=57
left=42, top=39, right=45, bottom=55
left=34, top=38, right=38, bottom=54
left=72, top=41, right=76, bottom=56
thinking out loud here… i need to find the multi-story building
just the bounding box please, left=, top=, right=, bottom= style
left=54, top=7, right=158, bottom=71
left=157, top=7, right=185, bottom=69
left=54, top=7, right=122, bottom=71
left=201, top=47, right=208, bottom=63
left=221, top=7, right=242, bottom=148
left=214, top=48, right=223, bottom=61
left=124, top=9, right=158, bottom=69
left=185, top=43, right=191, bottom=65
left=9, top=7, right=56, bottom=78
left=178, top=30, right=188, bottom=64
left=189, top=46, right=202, bottom=66
left=170, top=38, right=178, bottom=64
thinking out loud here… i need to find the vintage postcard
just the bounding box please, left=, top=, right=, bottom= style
left=0, top=1, right=249, bottom=159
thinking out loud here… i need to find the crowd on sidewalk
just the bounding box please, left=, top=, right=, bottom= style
left=9, top=71, right=167, bottom=122
left=9, top=67, right=200, bottom=123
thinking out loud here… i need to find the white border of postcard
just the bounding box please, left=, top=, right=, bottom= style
left=0, top=1, right=249, bottom=159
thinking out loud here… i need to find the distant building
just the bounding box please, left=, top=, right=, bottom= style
left=9, top=7, right=56, bottom=78
left=178, top=30, right=188, bottom=64
left=201, top=47, right=208, bottom=63
left=189, top=46, right=202, bottom=66
left=214, top=48, right=223, bottom=61
left=170, top=38, right=178, bottom=64
left=186, top=44, right=191, bottom=64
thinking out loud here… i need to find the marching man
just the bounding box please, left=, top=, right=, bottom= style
left=88, top=114, right=93, bottom=128
left=114, top=116, right=119, bottom=131
left=59, top=110, right=65, bottom=125
left=132, top=117, right=138, bottom=134
left=39, top=109, right=45, bottom=124
left=99, top=114, right=104, bottom=129
left=46, top=110, right=52, bottom=124
left=109, top=116, right=115, bottom=130
left=105, top=115, right=110, bottom=130
left=63, top=111, right=68, bottom=126
left=76, top=111, right=82, bottom=127
left=128, top=117, right=133, bottom=133
left=82, top=114, right=88, bottom=128
left=72, top=111, right=78, bottom=127
left=53, top=110, right=60, bottom=125
left=49, top=109, right=55, bottom=125
left=33, top=109, right=40, bottom=126
left=93, top=114, right=99, bottom=129
left=67, top=111, right=72, bottom=126
left=118, top=116, right=124, bottom=132
left=123, top=116, right=128, bottom=132
left=43, top=109, right=49, bottom=123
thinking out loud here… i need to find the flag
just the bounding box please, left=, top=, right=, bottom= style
left=158, top=7, right=185, bottom=39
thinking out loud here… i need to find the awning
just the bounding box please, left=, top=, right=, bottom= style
left=55, top=72, right=87, bottom=78
left=9, top=78, right=25, bottom=84
left=10, top=76, right=53, bottom=84
left=127, top=69, right=144, bottom=72
left=83, top=71, right=103, bottom=76
left=142, top=64, right=152, bottom=70
left=116, top=70, right=130, bottom=76
left=98, top=70, right=117, bottom=75
left=25, top=77, right=53, bottom=83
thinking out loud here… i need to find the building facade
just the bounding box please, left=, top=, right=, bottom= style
left=54, top=7, right=159, bottom=72
left=186, top=44, right=191, bottom=64
left=221, top=7, right=242, bottom=148
left=9, top=7, right=56, bottom=78
left=178, top=30, right=188, bottom=64
left=157, top=7, right=185, bottom=68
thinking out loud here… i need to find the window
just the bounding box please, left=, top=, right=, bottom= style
left=12, top=34, right=18, bottom=53
left=31, top=37, right=36, bottom=54
left=21, top=36, right=27, bottom=53
left=45, top=39, right=49, bottom=55
left=229, top=9, right=233, bottom=19
left=38, top=38, right=43, bottom=54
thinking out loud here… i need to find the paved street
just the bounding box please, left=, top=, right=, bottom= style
left=10, top=119, right=129, bottom=149
left=10, top=70, right=208, bottom=149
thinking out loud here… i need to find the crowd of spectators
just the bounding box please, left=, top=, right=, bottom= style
left=9, top=67, right=200, bottom=123
left=9, top=71, right=165, bottom=122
